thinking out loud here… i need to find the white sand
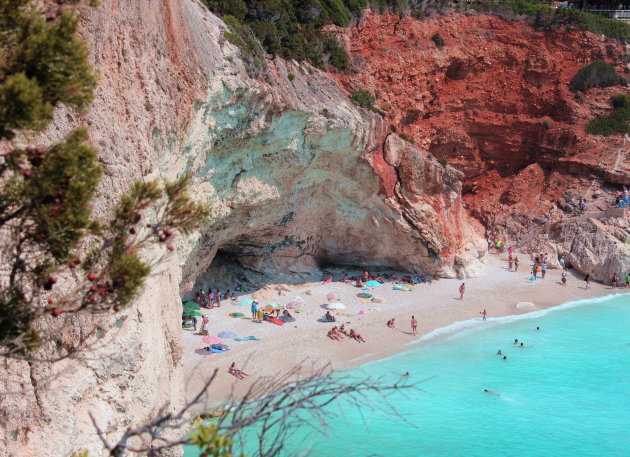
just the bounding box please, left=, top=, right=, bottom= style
left=182, top=253, right=623, bottom=406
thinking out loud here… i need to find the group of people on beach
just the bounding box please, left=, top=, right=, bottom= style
left=336, top=270, right=438, bottom=288
left=327, top=324, right=366, bottom=342
left=386, top=316, right=419, bottom=336
left=195, top=288, right=238, bottom=308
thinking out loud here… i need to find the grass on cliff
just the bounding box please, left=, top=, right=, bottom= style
left=585, top=94, right=630, bottom=135
left=476, top=0, right=630, bottom=42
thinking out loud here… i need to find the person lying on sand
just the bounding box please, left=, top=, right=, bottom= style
left=349, top=329, right=366, bottom=342
left=339, top=324, right=349, bottom=336
left=228, top=362, right=249, bottom=380
left=327, top=327, right=342, bottom=341
left=484, top=389, right=500, bottom=396
left=325, top=311, right=336, bottom=322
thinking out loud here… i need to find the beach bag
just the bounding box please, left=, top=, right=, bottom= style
left=530, top=276, right=536, bottom=281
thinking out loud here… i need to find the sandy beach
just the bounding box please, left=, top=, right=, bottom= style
left=182, top=253, right=625, bottom=406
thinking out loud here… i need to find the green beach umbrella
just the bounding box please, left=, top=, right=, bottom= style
left=184, top=310, right=202, bottom=317
left=183, top=300, right=201, bottom=310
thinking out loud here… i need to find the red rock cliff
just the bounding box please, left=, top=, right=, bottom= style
left=330, top=12, right=630, bottom=238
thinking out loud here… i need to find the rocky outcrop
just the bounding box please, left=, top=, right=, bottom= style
left=329, top=12, right=630, bottom=239
left=518, top=211, right=629, bottom=282
left=1, top=2, right=487, bottom=456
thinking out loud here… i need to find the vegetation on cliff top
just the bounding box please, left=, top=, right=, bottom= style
left=570, top=61, right=626, bottom=92
left=202, top=0, right=630, bottom=76
left=477, top=0, right=630, bottom=42
left=585, top=94, right=630, bottom=135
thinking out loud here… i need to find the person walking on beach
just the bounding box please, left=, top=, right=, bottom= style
left=459, top=283, right=466, bottom=300
left=541, top=263, right=547, bottom=279
left=584, top=273, right=590, bottom=290
left=561, top=270, right=567, bottom=286
left=514, top=256, right=519, bottom=272
left=411, top=316, right=418, bottom=336
left=480, top=309, right=487, bottom=321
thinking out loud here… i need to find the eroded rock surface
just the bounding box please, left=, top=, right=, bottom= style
left=1, top=2, right=486, bottom=456
left=330, top=12, right=630, bottom=239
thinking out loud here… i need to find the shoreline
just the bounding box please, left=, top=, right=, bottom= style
left=182, top=254, right=626, bottom=406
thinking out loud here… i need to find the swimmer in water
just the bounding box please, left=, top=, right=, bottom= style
left=497, top=350, right=502, bottom=355
left=503, top=356, right=507, bottom=360
left=484, top=389, right=500, bottom=396
left=535, top=327, right=540, bottom=331
left=514, top=339, right=519, bottom=345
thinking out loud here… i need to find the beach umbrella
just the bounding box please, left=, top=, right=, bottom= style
left=326, top=302, right=346, bottom=310
left=202, top=335, right=222, bottom=345
left=218, top=331, right=237, bottom=339
left=183, top=300, right=201, bottom=310
left=184, top=310, right=202, bottom=317
left=326, top=292, right=339, bottom=301
left=237, top=298, right=254, bottom=307
left=365, top=280, right=382, bottom=287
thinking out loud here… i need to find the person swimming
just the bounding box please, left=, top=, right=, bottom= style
left=484, top=389, right=500, bottom=396
left=514, top=339, right=519, bottom=344
left=497, top=350, right=502, bottom=355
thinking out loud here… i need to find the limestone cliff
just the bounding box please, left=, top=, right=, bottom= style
left=1, top=2, right=486, bottom=456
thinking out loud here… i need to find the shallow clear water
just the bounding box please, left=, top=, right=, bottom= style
left=185, top=294, right=630, bottom=457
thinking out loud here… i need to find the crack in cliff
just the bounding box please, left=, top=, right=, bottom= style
left=28, top=361, right=44, bottom=416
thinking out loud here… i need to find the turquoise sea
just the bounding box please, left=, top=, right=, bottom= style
left=185, top=294, right=630, bottom=457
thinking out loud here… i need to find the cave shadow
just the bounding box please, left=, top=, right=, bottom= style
left=185, top=248, right=431, bottom=303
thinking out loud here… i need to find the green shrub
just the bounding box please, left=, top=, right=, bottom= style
left=585, top=94, right=630, bottom=135
left=570, top=61, right=624, bottom=92
left=390, top=125, right=397, bottom=132
left=287, top=73, right=295, bottom=82
left=399, top=133, right=415, bottom=144
left=203, top=0, right=357, bottom=72
left=541, top=119, right=553, bottom=129
left=431, top=32, right=445, bottom=48
left=438, top=158, right=449, bottom=167
left=350, top=89, right=376, bottom=110
left=477, top=1, right=630, bottom=42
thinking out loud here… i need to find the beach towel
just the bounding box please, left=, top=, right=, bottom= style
left=393, top=285, right=411, bottom=291
left=357, top=296, right=372, bottom=304
left=235, top=336, right=262, bottom=341
left=228, top=312, right=245, bottom=318
left=357, top=293, right=373, bottom=299
left=365, top=280, right=382, bottom=287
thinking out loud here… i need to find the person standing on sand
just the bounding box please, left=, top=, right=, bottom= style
left=459, top=283, right=466, bottom=300
left=584, top=273, right=590, bottom=290
left=508, top=254, right=513, bottom=271
left=411, top=316, right=418, bottom=336
left=541, top=263, right=547, bottom=279
left=251, top=300, right=258, bottom=321
left=611, top=272, right=620, bottom=289
left=480, top=309, right=487, bottom=321
left=514, top=256, right=519, bottom=272
left=561, top=270, right=567, bottom=286
left=626, top=272, right=630, bottom=289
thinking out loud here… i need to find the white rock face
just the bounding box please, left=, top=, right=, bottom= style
left=1, top=1, right=487, bottom=455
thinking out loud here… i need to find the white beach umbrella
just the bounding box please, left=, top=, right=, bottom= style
left=326, top=302, right=346, bottom=310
